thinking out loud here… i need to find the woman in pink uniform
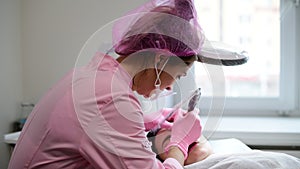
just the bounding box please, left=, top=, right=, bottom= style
left=9, top=0, right=205, bottom=168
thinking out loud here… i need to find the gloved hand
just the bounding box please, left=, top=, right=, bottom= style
left=143, top=108, right=184, bottom=131
left=164, top=109, right=202, bottom=159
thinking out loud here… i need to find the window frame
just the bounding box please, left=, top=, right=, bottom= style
left=174, top=0, right=299, bottom=116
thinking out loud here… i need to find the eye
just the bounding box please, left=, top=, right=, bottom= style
left=166, top=86, right=172, bottom=91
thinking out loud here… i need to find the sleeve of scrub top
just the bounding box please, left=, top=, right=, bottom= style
left=78, top=93, right=183, bottom=169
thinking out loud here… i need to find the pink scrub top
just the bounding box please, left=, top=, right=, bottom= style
left=8, top=53, right=182, bottom=169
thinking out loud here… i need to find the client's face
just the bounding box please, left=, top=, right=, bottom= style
left=154, top=129, right=212, bottom=165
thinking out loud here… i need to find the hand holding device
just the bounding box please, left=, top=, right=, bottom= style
left=144, top=108, right=183, bottom=131
left=165, top=109, right=202, bottom=159
left=148, top=88, right=201, bottom=134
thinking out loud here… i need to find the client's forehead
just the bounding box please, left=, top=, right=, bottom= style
left=154, top=129, right=172, bottom=153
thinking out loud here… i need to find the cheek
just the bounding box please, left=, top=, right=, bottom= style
left=185, top=145, right=211, bottom=165
left=160, top=73, right=176, bottom=88
left=135, top=72, right=156, bottom=94
left=139, top=81, right=154, bottom=91
left=158, top=152, right=168, bottom=162
left=185, top=151, right=200, bottom=165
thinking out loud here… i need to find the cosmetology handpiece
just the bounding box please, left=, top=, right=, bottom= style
left=148, top=88, right=201, bottom=136
left=187, top=88, right=201, bottom=112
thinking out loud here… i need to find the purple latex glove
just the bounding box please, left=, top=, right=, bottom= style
left=143, top=108, right=184, bottom=132
left=164, top=108, right=202, bottom=159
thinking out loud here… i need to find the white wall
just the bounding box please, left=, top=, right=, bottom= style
left=22, top=0, right=146, bottom=103
left=1, top=0, right=146, bottom=168
left=0, top=0, right=23, bottom=168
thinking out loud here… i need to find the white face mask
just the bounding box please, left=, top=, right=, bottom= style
left=148, top=58, right=176, bottom=100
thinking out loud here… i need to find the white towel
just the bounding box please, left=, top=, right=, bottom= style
left=185, top=150, right=300, bottom=169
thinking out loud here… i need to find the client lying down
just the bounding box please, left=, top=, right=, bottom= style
left=147, top=128, right=300, bottom=169
left=148, top=129, right=300, bottom=169
left=147, top=128, right=213, bottom=166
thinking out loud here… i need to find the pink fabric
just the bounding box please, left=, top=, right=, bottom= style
left=144, top=108, right=174, bottom=131
left=144, top=108, right=185, bottom=131
left=8, top=53, right=182, bottom=169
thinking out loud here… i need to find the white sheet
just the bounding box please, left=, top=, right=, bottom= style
left=209, top=138, right=252, bottom=154
left=184, top=150, right=300, bottom=169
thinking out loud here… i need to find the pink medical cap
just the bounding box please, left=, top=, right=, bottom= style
left=113, top=0, right=204, bottom=57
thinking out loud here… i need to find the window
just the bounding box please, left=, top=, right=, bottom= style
left=175, top=0, right=298, bottom=115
